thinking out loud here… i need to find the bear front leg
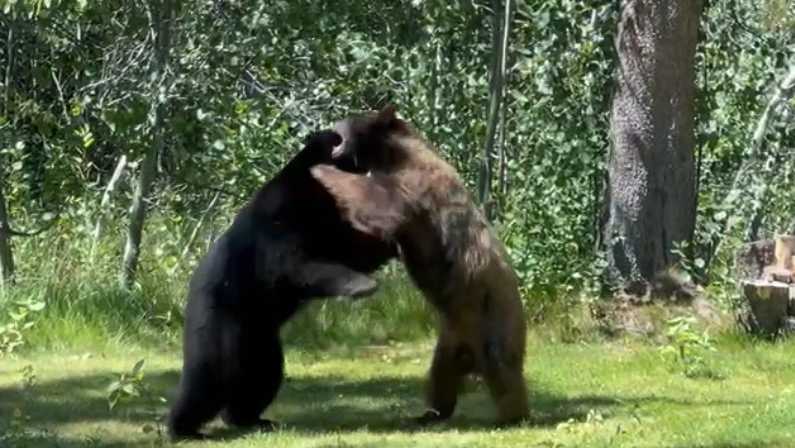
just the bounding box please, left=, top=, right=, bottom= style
left=167, top=364, right=224, bottom=440
left=310, top=164, right=406, bottom=240
left=290, top=262, right=378, bottom=299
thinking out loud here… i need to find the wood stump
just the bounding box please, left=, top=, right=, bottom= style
left=740, top=235, right=795, bottom=336
left=742, top=281, right=790, bottom=335
left=735, top=239, right=775, bottom=282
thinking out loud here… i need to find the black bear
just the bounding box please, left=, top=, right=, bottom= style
left=167, top=130, right=396, bottom=439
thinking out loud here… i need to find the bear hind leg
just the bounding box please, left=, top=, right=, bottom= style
left=221, top=353, right=284, bottom=431
left=481, top=338, right=529, bottom=425
left=415, top=332, right=474, bottom=425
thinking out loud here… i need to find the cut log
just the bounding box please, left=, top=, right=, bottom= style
left=790, top=286, right=795, bottom=316
left=774, top=235, right=795, bottom=269
left=743, top=280, right=789, bottom=335
left=735, top=239, right=775, bottom=281
left=783, top=317, right=795, bottom=334
left=763, top=265, right=795, bottom=283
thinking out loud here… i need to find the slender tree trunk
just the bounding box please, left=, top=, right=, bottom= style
left=497, top=112, right=508, bottom=196
left=428, top=42, right=441, bottom=141
left=121, top=151, right=157, bottom=287
left=120, top=0, right=178, bottom=288
left=93, top=155, right=127, bottom=242
left=742, top=66, right=795, bottom=239
left=4, top=21, right=12, bottom=113
left=603, top=0, right=701, bottom=294
left=479, top=0, right=513, bottom=219
left=0, top=180, right=15, bottom=288
left=711, top=62, right=795, bottom=260
left=170, top=191, right=221, bottom=274
left=1, top=19, right=15, bottom=288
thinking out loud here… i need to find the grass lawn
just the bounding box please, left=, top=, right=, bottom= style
left=1, top=333, right=794, bottom=448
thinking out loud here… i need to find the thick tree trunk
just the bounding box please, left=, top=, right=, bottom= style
left=603, top=0, right=701, bottom=293
left=120, top=0, right=177, bottom=288
left=0, top=180, right=15, bottom=287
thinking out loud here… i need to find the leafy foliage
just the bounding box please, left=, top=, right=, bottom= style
left=106, top=358, right=147, bottom=410
left=0, top=0, right=794, bottom=348
left=659, top=316, right=720, bottom=379
left=0, top=297, right=44, bottom=355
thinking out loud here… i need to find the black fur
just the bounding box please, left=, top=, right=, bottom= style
left=167, top=130, right=396, bottom=439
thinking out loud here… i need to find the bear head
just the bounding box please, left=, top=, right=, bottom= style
left=328, top=105, right=414, bottom=172
left=277, top=128, right=398, bottom=273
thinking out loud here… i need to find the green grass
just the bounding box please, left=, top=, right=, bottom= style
left=0, top=257, right=434, bottom=352
left=2, top=331, right=795, bottom=447
left=2, top=240, right=794, bottom=447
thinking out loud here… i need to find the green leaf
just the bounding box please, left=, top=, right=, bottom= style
left=27, top=301, right=45, bottom=312
left=131, top=359, right=145, bottom=377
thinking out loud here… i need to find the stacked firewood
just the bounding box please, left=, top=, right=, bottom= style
left=741, top=235, right=795, bottom=336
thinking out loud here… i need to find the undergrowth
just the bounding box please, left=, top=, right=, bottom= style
left=0, top=233, right=438, bottom=354
left=0, top=220, right=740, bottom=356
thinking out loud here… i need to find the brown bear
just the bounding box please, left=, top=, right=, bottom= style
left=310, top=106, right=529, bottom=426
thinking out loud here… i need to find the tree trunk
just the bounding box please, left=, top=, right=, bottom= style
left=428, top=42, right=441, bottom=141
left=603, top=0, right=701, bottom=293
left=478, top=0, right=513, bottom=219
left=93, top=155, right=128, bottom=242
left=1, top=20, right=14, bottom=288
left=497, top=111, right=508, bottom=196
left=121, top=150, right=157, bottom=288
left=120, top=0, right=178, bottom=288
left=0, top=179, right=15, bottom=288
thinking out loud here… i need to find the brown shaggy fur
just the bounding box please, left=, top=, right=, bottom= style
left=311, top=106, right=529, bottom=425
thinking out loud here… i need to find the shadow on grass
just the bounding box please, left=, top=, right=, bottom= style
left=0, top=368, right=755, bottom=443
left=669, top=443, right=787, bottom=448
left=0, top=432, right=140, bottom=448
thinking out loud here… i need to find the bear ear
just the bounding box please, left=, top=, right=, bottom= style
left=376, top=104, right=398, bottom=126
left=307, top=130, right=343, bottom=148
left=328, top=131, right=343, bottom=147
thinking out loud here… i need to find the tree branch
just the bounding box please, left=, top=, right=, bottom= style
left=170, top=191, right=221, bottom=274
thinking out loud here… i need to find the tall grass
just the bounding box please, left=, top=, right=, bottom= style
left=0, top=222, right=437, bottom=354
left=282, top=267, right=436, bottom=348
